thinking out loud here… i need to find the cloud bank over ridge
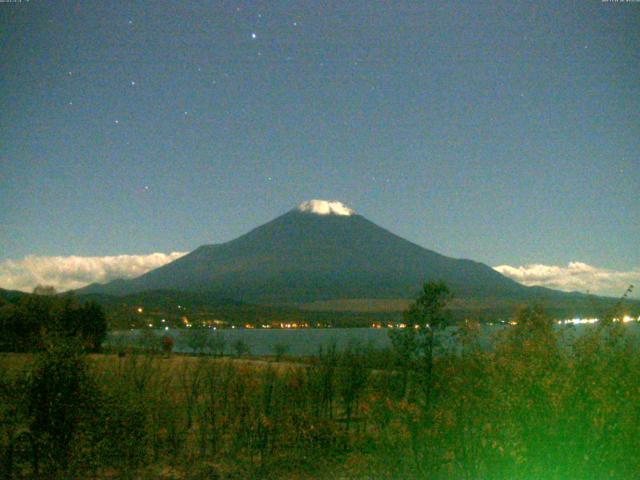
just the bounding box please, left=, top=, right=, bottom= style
left=0, top=252, right=187, bottom=293
left=494, top=262, right=639, bottom=298
left=1, top=253, right=636, bottom=300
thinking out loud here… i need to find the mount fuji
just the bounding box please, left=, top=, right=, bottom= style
left=77, top=200, right=625, bottom=316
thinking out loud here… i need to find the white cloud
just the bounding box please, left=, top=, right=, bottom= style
left=298, top=200, right=354, bottom=216
left=494, top=262, right=639, bottom=298
left=0, top=252, right=187, bottom=293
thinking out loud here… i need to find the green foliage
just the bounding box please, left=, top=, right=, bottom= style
left=26, top=339, right=98, bottom=475
left=55, top=297, right=108, bottom=352
left=336, top=342, right=369, bottom=433
left=207, top=330, right=226, bottom=357
left=77, top=301, right=108, bottom=351
left=136, top=328, right=161, bottom=354
left=184, top=326, right=209, bottom=355
left=0, top=293, right=107, bottom=353
left=272, top=342, right=290, bottom=361
left=405, top=280, right=452, bottom=329
left=2, top=283, right=640, bottom=478
left=389, top=281, right=452, bottom=400
left=231, top=339, right=250, bottom=357
left=32, top=285, right=57, bottom=296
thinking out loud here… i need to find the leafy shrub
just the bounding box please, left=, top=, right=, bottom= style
left=26, top=339, right=98, bottom=475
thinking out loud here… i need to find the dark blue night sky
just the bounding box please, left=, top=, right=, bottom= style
left=1, top=1, right=638, bottom=294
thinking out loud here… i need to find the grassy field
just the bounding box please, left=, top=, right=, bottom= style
left=2, top=308, right=640, bottom=479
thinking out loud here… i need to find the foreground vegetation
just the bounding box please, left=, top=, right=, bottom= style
left=1, top=285, right=639, bottom=479
left=0, top=290, right=106, bottom=353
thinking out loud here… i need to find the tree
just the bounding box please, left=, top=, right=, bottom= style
left=32, top=285, right=57, bottom=296
left=77, top=301, right=108, bottom=352
left=0, top=293, right=106, bottom=353
left=337, top=343, right=369, bottom=433
left=56, top=297, right=107, bottom=352
left=388, top=281, right=452, bottom=476
left=389, top=281, right=452, bottom=400
left=232, top=339, right=250, bottom=357
left=207, top=330, right=226, bottom=357
left=185, top=327, right=209, bottom=355
left=5, top=295, right=53, bottom=352
left=272, top=342, right=289, bottom=362
left=27, top=340, right=97, bottom=473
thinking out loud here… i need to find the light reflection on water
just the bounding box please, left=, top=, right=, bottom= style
left=107, top=322, right=640, bottom=357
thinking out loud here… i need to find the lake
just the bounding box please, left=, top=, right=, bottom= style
left=107, top=321, right=640, bottom=356
left=108, top=327, right=394, bottom=356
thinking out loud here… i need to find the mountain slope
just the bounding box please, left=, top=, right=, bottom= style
left=78, top=201, right=560, bottom=304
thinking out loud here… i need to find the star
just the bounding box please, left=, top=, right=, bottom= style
left=130, top=81, right=136, bottom=86
left=114, top=119, right=119, bottom=125
left=251, top=32, right=257, bottom=39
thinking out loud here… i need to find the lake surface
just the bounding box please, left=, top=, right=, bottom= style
left=108, top=327, right=394, bottom=356
left=107, top=322, right=640, bottom=356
